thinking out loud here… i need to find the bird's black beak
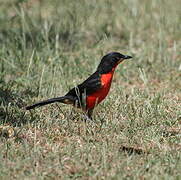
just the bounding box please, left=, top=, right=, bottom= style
left=124, top=55, right=132, bottom=59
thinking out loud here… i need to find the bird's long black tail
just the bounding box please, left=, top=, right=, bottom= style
left=26, top=96, right=74, bottom=110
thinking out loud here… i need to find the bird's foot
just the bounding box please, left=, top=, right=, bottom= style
left=81, top=114, right=93, bottom=122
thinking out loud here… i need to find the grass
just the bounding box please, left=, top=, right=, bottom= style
left=0, top=0, right=180, bottom=179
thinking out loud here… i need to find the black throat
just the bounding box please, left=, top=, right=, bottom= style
left=97, top=61, right=117, bottom=74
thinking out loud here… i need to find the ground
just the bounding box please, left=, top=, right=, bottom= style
left=0, top=0, right=180, bottom=179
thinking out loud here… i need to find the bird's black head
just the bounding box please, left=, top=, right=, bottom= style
left=97, top=52, right=132, bottom=74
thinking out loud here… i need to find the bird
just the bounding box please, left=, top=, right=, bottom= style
left=26, top=52, right=132, bottom=119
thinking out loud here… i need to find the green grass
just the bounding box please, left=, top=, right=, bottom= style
left=0, top=0, right=181, bottom=179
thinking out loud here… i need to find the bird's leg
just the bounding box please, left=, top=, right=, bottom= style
left=81, top=109, right=94, bottom=122
left=87, top=109, right=94, bottom=120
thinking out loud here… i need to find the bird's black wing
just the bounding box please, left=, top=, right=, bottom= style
left=66, top=71, right=102, bottom=98
left=78, top=71, right=102, bottom=95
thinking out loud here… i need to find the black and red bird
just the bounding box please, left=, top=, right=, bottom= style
left=26, top=52, right=132, bottom=118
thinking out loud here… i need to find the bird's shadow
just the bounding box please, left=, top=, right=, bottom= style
left=0, top=83, right=39, bottom=127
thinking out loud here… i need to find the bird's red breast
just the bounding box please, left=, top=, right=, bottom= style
left=86, top=67, right=116, bottom=109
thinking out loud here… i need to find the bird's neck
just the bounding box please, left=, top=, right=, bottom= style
left=97, top=64, right=117, bottom=74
